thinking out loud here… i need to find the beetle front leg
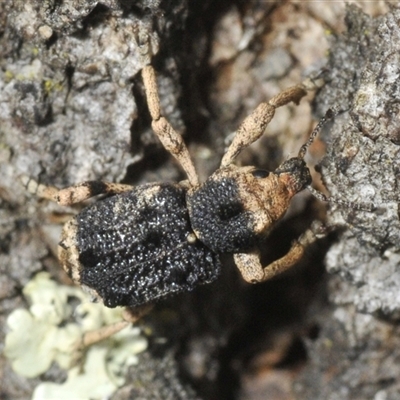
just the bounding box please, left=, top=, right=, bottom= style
left=234, top=222, right=324, bottom=283
left=22, top=176, right=132, bottom=206
left=220, top=77, right=323, bottom=168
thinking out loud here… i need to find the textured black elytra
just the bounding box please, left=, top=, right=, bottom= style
left=55, top=65, right=333, bottom=311
left=73, top=183, right=221, bottom=307
left=65, top=163, right=315, bottom=308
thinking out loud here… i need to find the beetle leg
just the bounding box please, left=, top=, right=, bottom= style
left=78, top=305, right=153, bottom=348
left=220, top=77, right=323, bottom=168
left=21, top=176, right=132, bottom=206
left=71, top=304, right=153, bottom=366
left=141, top=64, right=199, bottom=187
left=233, top=222, right=324, bottom=283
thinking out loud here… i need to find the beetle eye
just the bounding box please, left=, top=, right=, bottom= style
left=252, top=169, right=270, bottom=178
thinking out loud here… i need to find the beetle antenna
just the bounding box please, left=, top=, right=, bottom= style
left=298, top=108, right=337, bottom=160
left=307, top=186, right=375, bottom=212
left=301, top=108, right=375, bottom=212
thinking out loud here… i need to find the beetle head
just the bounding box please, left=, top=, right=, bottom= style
left=274, top=157, right=312, bottom=195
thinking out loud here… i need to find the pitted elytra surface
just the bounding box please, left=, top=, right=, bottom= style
left=63, top=183, right=220, bottom=308
left=32, top=57, right=329, bottom=309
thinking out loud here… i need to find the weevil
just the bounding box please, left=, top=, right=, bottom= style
left=26, top=56, right=337, bottom=310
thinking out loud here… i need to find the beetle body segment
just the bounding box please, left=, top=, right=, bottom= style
left=59, top=183, right=221, bottom=308
left=53, top=59, right=320, bottom=309
left=187, top=162, right=311, bottom=254
left=58, top=158, right=312, bottom=308
left=187, top=168, right=258, bottom=253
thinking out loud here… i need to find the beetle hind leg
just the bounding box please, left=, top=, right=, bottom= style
left=70, top=304, right=153, bottom=368
left=77, top=305, right=153, bottom=349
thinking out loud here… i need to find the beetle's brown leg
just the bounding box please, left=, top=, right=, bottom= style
left=21, top=176, right=132, bottom=206
left=78, top=305, right=153, bottom=348
left=233, top=222, right=324, bottom=283
left=141, top=65, right=199, bottom=187
left=71, top=304, right=153, bottom=367
left=220, top=77, right=323, bottom=168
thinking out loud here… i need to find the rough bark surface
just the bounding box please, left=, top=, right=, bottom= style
left=1, top=1, right=397, bottom=400
left=295, top=4, right=400, bottom=400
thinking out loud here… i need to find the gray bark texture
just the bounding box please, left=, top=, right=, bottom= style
left=295, top=4, right=400, bottom=400
left=0, top=1, right=398, bottom=399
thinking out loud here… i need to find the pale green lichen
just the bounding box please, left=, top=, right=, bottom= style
left=4, top=272, right=148, bottom=400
